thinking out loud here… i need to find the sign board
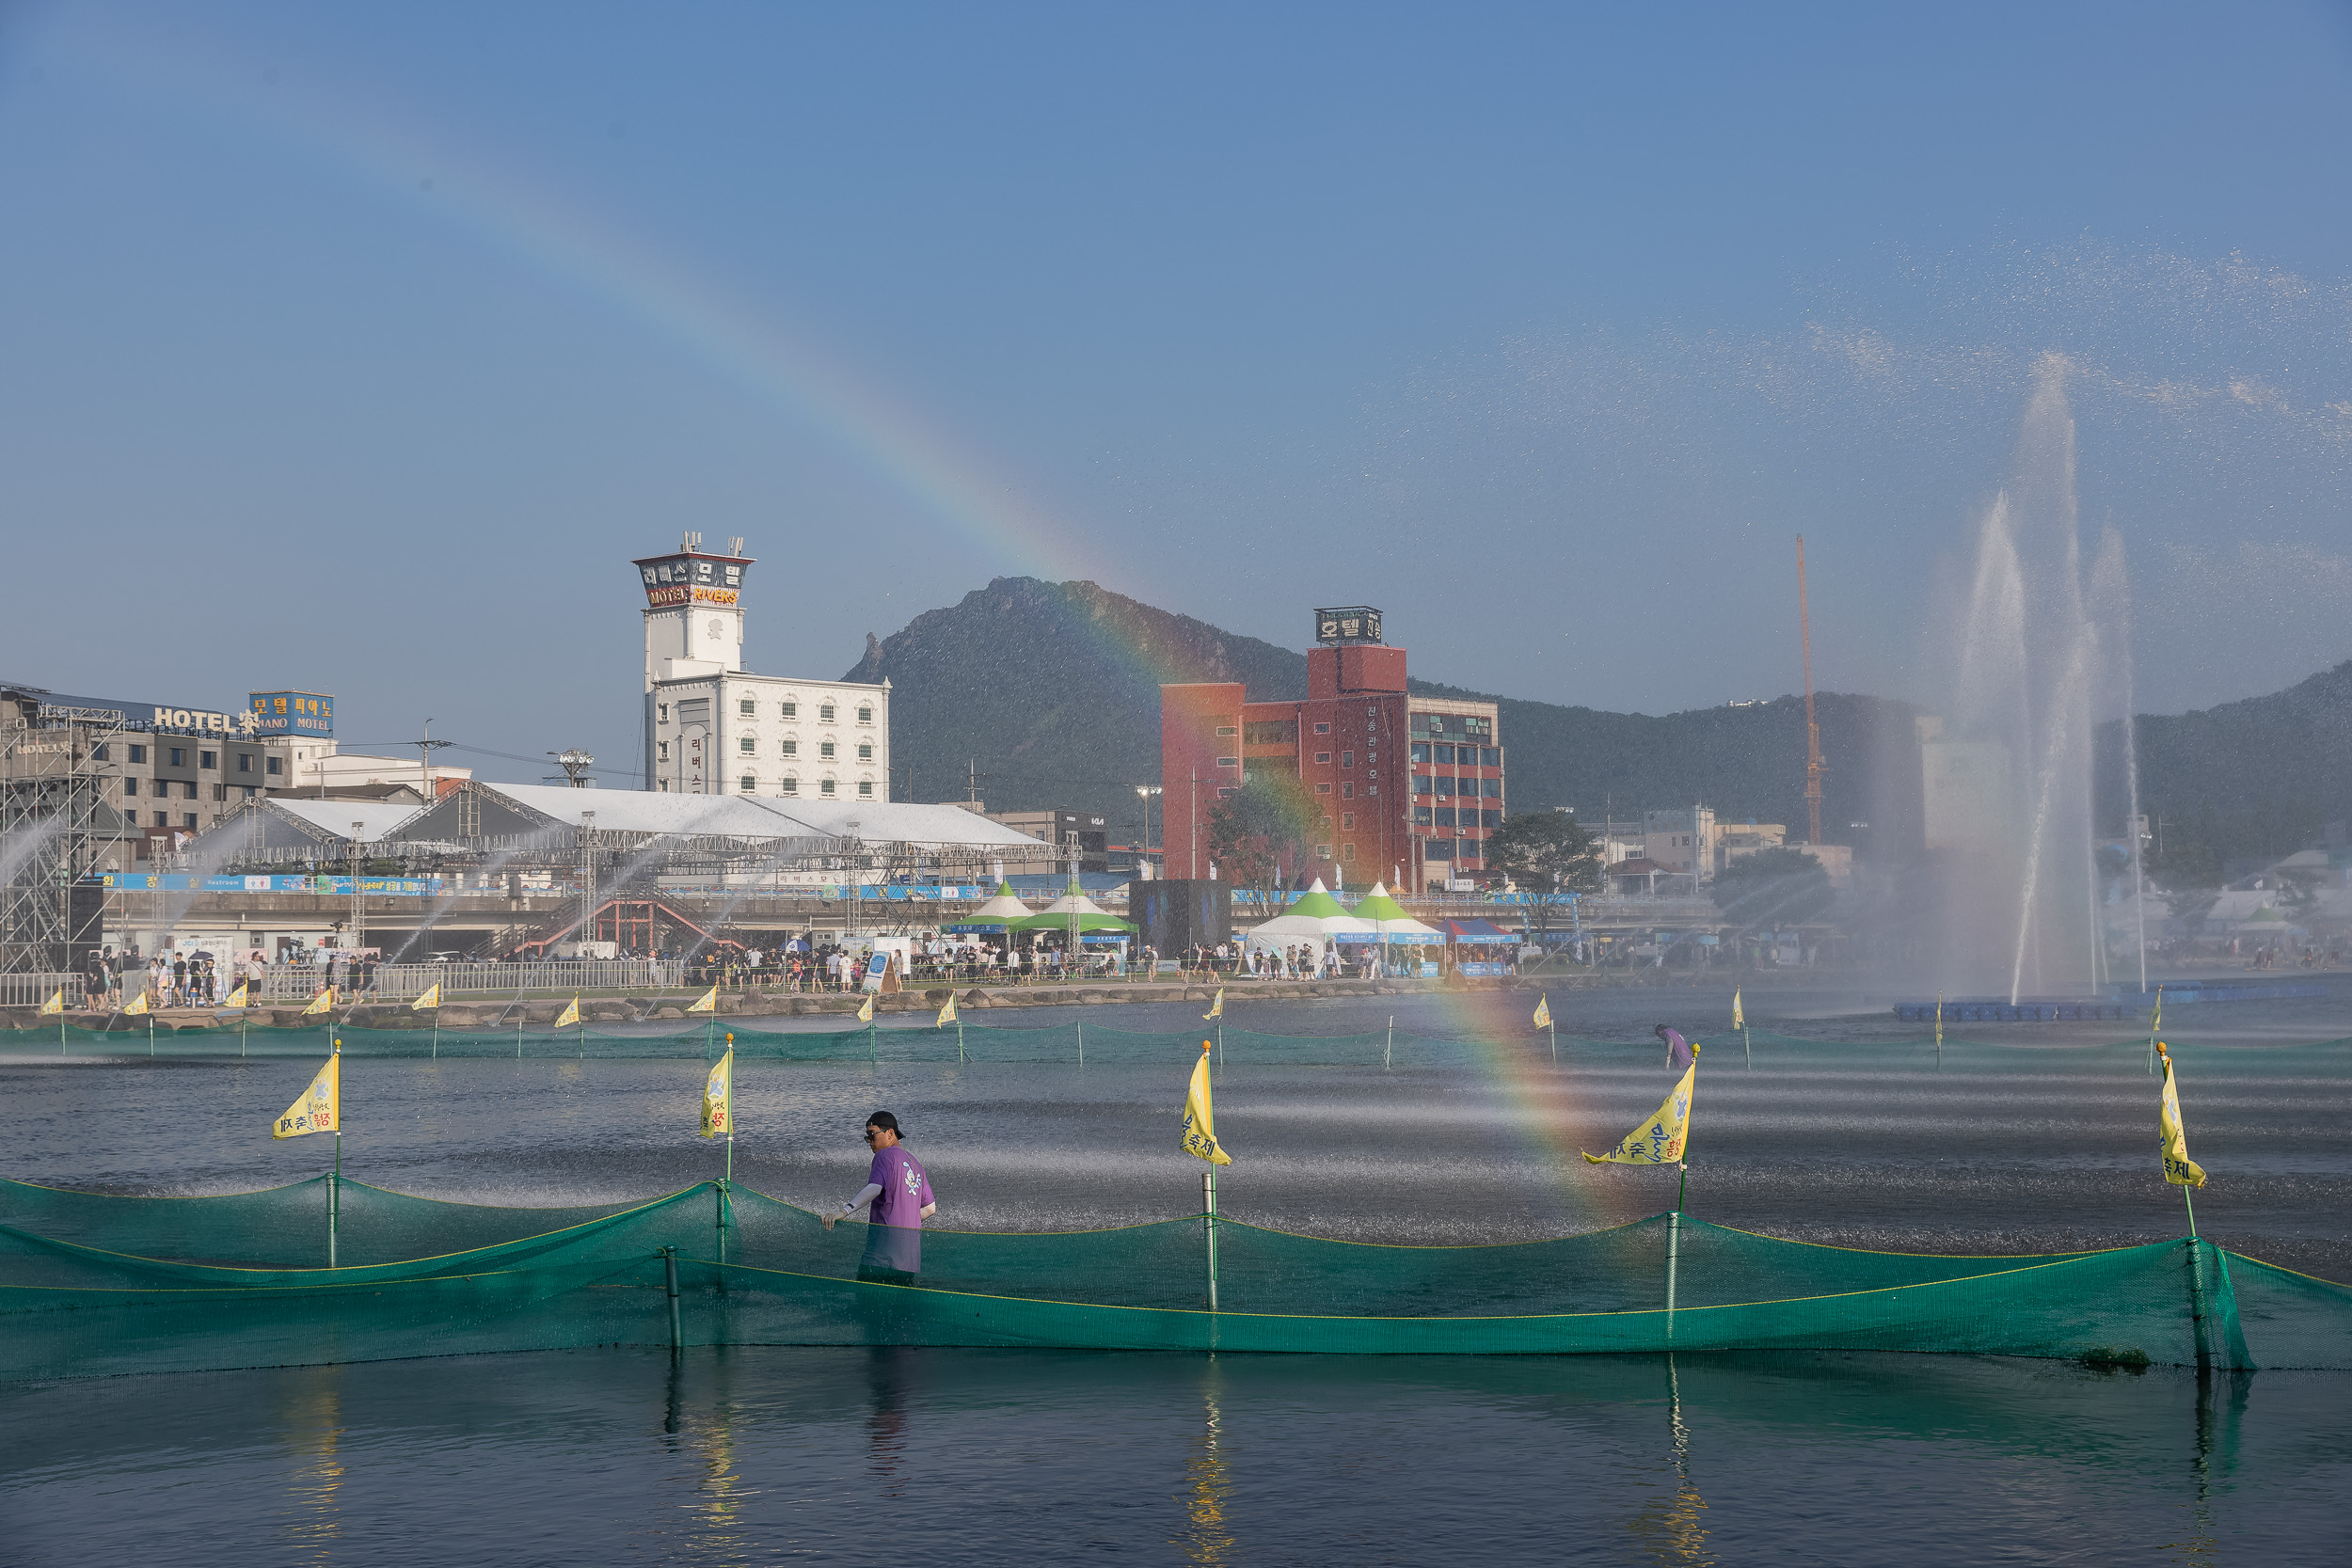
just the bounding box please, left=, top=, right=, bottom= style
left=248, top=691, right=335, bottom=736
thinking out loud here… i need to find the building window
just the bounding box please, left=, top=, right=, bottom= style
left=168, top=748, right=186, bottom=768
left=858, top=780, right=874, bottom=798
left=211, top=784, right=226, bottom=801
left=123, top=778, right=137, bottom=797
left=1315, top=844, right=1332, bottom=860
left=244, top=785, right=257, bottom=800
left=781, top=701, right=797, bottom=718
left=1436, top=807, right=1456, bottom=827
left=820, top=741, right=836, bottom=759
left=658, top=704, right=670, bottom=723
left=781, top=738, right=797, bottom=756
left=1412, top=806, right=1433, bottom=825
left=1215, top=726, right=1237, bottom=736
left=857, top=743, right=872, bottom=761
left=266, top=757, right=281, bottom=775
left=1315, top=752, right=1331, bottom=765
left=1435, top=778, right=1455, bottom=797
left=236, top=753, right=252, bottom=773
left=152, top=811, right=167, bottom=827
left=1314, top=722, right=1330, bottom=735
left=1411, top=774, right=1433, bottom=796
left=1342, top=782, right=1354, bottom=800
left=740, top=776, right=756, bottom=793
left=1483, top=778, right=1502, bottom=799
left=129, top=745, right=146, bottom=763
left=1409, top=743, right=1429, bottom=764
left=1481, top=747, right=1501, bottom=768
left=183, top=814, right=199, bottom=829
left=1315, top=783, right=1331, bottom=794
left=739, top=736, right=755, bottom=754
left=658, top=741, right=670, bottom=761
left=857, top=705, right=872, bottom=723
left=199, top=751, right=216, bottom=769
left=820, top=704, right=835, bottom=721
left=1343, top=843, right=1356, bottom=862
left=91, top=743, right=109, bottom=761
left=781, top=776, right=798, bottom=795
left=1215, top=756, right=1237, bottom=768
left=1484, top=810, right=1502, bottom=829
left=739, top=698, right=756, bottom=716
left=820, top=779, right=836, bottom=796
left=1244, top=720, right=1297, bottom=745
left=1342, top=751, right=1354, bottom=768
left=1342, top=813, right=1356, bottom=830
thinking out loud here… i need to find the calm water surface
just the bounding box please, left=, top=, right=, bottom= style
left=4, top=987, right=2346, bottom=1563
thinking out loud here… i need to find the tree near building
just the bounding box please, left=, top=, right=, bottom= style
left=1486, top=811, right=1604, bottom=946
left=2146, top=834, right=2224, bottom=934
left=1711, top=846, right=1835, bottom=932
left=1205, top=772, right=1322, bottom=913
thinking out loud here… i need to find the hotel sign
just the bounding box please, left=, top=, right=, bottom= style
left=644, top=584, right=740, bottom=608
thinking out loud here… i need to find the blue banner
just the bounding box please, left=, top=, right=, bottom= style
left=103, top=874, right=445, bottom=896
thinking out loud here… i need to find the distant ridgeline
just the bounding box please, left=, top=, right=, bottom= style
left=843, top=578, right=1917, bottom=847
left=845, top=577, right=2343, bottom=865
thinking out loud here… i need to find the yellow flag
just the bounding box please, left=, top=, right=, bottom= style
left=553, top=995, right=581, bottom=1029
left=222, top=982, right=249, bottom=1010
left=1533, top=994, right=1551, bottom=1030
left=701, top=1048, right=733, bottom=1138
left=302, top=987, right=335, bottom=1016
left=1582, top=1063, right=1695, bottom=1165
left=411, top=981, right=441, bottom=1011
left=39, top=988, right=64, bottom=1016
left=857, top=993, right=876, bottom=1023
left=1731, top=988, right=1744, bottom=1030
left=1203, top=988, right=1224, bottom=1021
left=685, top=984, right=719, bottom=1015
left=936, top=991, right=959, bottom=1027
left=1181, top=1042, right=1232, bottom=1165
left=272, top=1050, right=341, bottom=1139
left=123, top=990, right=151, bottom=1016
left=2157, top=1046, right=2206, bottom=1189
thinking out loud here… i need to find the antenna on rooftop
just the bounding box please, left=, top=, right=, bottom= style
left=682, top=531, right=703, bottom=552
left=726, top=536, right=745, bottom=557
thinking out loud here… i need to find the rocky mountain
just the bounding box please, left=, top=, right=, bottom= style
left=843, top=578, right=1922, bottom=851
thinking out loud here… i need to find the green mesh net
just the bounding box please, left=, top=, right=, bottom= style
left=3, top=1176, right=2340, bottom=1380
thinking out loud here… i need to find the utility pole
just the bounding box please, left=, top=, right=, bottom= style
left=549, top=750, right=596, bottom=787
left=415, top=719, right=453, bottom=805
left=1797, top=536, right=1825, bottom=847
left=350, top=820, right=367, bottom=963
left=579, top=811, right=596, bottom=952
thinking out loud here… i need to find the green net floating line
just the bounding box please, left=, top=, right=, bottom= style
left=0, top=1177, right=2338, bottom=1379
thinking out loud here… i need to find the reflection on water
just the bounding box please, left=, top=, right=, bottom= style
left=277, top=1370, right=344, bottom=1564
left=1626, top=1356, right=1712, bottom=1567
left=1174, top=1364, right=1233, bottom=1565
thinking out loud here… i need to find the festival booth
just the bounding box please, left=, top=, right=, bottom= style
left=936, top=881, right=1036, bottom=974
left=1238, top=879, right=1375, bottom=976
left=1332, top=882, right=1443, bottom=976
left=1009, top=881, right=1139, bottom=977
left=1440, top=917, right=1522, bottom=977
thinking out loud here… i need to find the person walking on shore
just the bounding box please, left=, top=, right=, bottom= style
left=822, top=1111, right=936, bottom=1284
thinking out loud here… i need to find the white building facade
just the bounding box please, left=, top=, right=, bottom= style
left=638, top=534, right=890, bottom=803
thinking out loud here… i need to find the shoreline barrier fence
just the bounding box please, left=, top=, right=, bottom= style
left=10, top=1020, right=2352, bottom=1066
left=1, top=1177, right=2341, bottom=1380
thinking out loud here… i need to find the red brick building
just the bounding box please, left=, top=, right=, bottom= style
left=1161, top=609, right=1502, bottom=895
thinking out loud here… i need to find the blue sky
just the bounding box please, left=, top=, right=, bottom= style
left=3, top=2, right=2349, bottom=781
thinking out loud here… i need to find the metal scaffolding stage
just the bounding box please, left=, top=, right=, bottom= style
left=0, top=705, right=131, bottom=974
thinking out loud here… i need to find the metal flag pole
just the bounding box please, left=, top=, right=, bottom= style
left=1385, top=1015, right=1392, bottom=1071
left=330, top=1128, right=342, bottom=1270
left=1202, top=1168, right=1220, bottom=1312
left=957, top=1017, right=965, bottom=1064
left=1077, top=1018, right=1084, bottom=1069
left=1935, top=990, right=1943, bottom=1070
left=2147, top=986, right=2163, bottom=1076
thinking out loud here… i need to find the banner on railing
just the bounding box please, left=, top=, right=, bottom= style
left=104, top=874, right=448, bottom=896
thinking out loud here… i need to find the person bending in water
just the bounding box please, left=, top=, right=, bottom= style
left=1655, top=1023, right=1698, bottom=1070
left=823, top=1110, right=937, bottom=1284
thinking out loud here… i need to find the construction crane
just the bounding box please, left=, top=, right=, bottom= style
left=1797, top=535, right=1825, bottom=847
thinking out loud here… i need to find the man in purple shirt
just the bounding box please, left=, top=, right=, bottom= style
left=823, top=1110, right=936, bottom=1283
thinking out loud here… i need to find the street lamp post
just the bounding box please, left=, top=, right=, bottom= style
left=1134, top=784, right=1161, bottom=879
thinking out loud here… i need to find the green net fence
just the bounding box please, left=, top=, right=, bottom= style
left=18, top=1019, right=2352, bottom=1066
left=3, top=1177, right=2342, bottom=1380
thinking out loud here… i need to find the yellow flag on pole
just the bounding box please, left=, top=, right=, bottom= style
left=2156, top=1045, right=2206, bottom=1189
left=701, top=1048, right=733, bottom=1138
left=1582, top=1063, right=1695, bottom=1165
left=1731, top=989, right=1744, bottom=1031
left=272, top=1050, right=341, bottom=1139
left=222, top=982, right=249, bottom=1010
left=1181, top=1042, right=1232, bottom=1165
left=1533, top=994, right=1551, bottom=1030
left=936, top=991, right=958, bottom=1027
left=39, top=988, right=64, bottom=1016
left=857, top=993, right=875, bottom=1023
left=302, top=987, right=335, bottom=1016
left=685, top=984, right=719, bottom=1015
left=553, top=995, right=581, bottom=1029
left=1203, top=988, right=1224, bottom=1021
left=411, top=982, right=441, bottom=1011
left=123, top=990, right=151, bottom=1016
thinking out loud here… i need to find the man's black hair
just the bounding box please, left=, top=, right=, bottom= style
left=1653, top=1023, right=1671, bottom=1038
left=866, top=1110, right=900, bottom=1134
